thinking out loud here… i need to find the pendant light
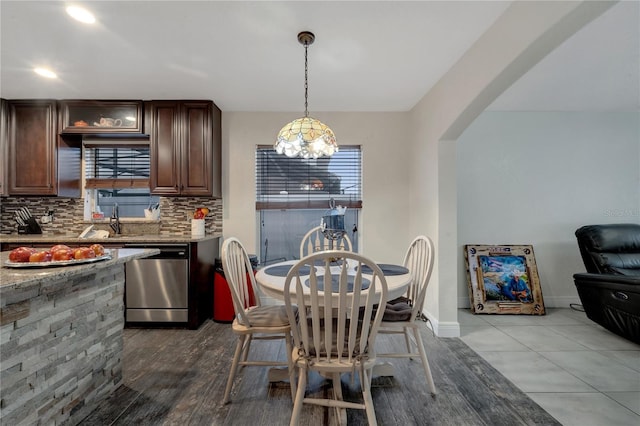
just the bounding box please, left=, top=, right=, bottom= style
left=274, top=31, right=338, bottom=159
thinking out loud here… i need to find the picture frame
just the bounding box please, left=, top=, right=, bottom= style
left=464, top=244, right=545, bottom=315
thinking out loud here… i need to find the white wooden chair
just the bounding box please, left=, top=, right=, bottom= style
left=377, top=235, right=437, bottom=395
left=299, top=225, right=352, bottom=258
left=283, top=250, right=388, bottom=425
left=221, top=237, right=296, bottom=404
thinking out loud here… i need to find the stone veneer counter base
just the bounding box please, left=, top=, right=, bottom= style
left=0, top=248, right=159, bottom=425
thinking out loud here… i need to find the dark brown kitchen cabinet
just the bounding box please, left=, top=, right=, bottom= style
left=59, top=100, right=143, bottom=133
left=6, top=100, right=81, bottom=197
left=145, top=100, right=221, bottom=197
left=7, top=100, right=58, bottom=195
left=0, top=99, right=8, bottom=196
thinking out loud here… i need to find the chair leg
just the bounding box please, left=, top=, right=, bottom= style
left=332, top=372, right=343, bottom=401
left=285, top=334, right=297, bottom=401
left=223, top=335, right=246, bottom=404
left=413, top=328, right=436, bottom=395
left=332, top=373, right=347, bottom=426
left=241, top=334, right=252, bottom=365
left=289, top=365, right=307, bottom=426
left=360, top=368, right=378, bottom=425
left=403, top=327, right=413, bottom=356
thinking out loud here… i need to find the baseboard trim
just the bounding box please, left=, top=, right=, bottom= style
left=424, top=309, right=461, bottom=338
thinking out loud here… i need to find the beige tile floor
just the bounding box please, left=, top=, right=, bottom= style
left=458, top=307, right=640, bottom=426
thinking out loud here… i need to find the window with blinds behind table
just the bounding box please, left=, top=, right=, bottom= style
left=255, top=145, right=362, bottom=210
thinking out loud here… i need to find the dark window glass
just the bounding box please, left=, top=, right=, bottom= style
left=255, top=145, right=362, bottom=210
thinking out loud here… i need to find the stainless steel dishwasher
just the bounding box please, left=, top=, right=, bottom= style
left=125, top=244, right=189, bottom=323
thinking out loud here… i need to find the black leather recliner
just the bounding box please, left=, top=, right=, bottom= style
left=573, top=223, right=640, bottom=344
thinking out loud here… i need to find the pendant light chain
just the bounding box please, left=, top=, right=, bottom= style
left=304, top=41, right=309, bottom=118
left=274, top=30, right=338, bottom=158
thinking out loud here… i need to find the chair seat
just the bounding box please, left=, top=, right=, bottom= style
left=382, top=296, right=412, bottom=322
left=237, top=305, right=293, bottom=327
left=292, top=349, right=377, bottom=372
left=301, top=318, right=365, bottom=357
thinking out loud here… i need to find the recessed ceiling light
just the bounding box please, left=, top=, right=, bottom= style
left=66, top=6, right=96, bottom=24
left=34, top=68, right=57, bottom=79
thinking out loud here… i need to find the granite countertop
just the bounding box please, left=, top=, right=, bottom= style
left=0, top=234, right=221, bottom=245
left=0, top=248, right=160, bottom=290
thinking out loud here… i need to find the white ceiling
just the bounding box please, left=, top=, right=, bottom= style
left=1, top=1, right=638, bottom=113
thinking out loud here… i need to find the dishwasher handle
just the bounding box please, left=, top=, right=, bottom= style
left=126, top=244, right=189, bottom=259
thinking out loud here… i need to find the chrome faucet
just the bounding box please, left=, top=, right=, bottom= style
left=110, top=203, right=121, bottom=235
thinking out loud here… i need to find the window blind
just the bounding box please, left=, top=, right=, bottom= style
left=256, top=145, right=362, bottom=210
left=84, top=147, right=150, bottom=189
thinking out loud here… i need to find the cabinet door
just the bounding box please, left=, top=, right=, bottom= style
left=0, top=99, right=7, bottom=196
left=147, top=101, right=181, bottom=195
left=210, top=102, right=222, bottom=198
left=180, top=101, right=212, bottom=196
left=59, top=100, right=143, bottom=133
left=8, top=100, right=57, bottom=195
left=147, top=100, right=217, bottom=197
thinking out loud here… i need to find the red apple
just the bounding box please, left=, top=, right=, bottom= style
left=89, top=244, right=105, bottom=257
left=50, top=244, right=71, bottom=254
left=193, top=207, right=209, bottom=219
left=73, top=247, right=96, bottom=260
left=29, top=251, right=52, bottom=263
left=51, top=248, right=74, bottom=261
left=9, top=247, right=36, bottom=263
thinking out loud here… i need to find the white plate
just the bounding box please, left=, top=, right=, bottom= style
left=4, top=251, right=112, bottom=268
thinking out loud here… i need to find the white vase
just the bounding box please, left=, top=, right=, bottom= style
left=191, top=219, right=205, bottom=237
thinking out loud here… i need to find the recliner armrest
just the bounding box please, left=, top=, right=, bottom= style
left=573, top=272, right=640, bottom=344
left=573, top=272, right=640, bottom=286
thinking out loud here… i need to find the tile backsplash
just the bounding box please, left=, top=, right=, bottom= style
left=0, top=197, right=223, bottom=236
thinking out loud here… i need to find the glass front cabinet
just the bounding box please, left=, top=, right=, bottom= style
left=59, top=100, right=143, bottom=133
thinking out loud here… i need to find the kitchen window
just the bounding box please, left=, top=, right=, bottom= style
left=255, top=145, right=362, bottom=263
left=83, top=141, right=159, bottom=218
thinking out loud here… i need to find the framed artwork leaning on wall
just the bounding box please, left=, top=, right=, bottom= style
left=464, top=244, right=545, bottom=315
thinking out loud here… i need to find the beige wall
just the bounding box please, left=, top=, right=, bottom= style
left=458, top=111, right=639, bottom=309
left=221, top=1, right=614, bottom=337
left=408, top=0, right=614, bottom=337
left=222, top=111, right=412, bottom=264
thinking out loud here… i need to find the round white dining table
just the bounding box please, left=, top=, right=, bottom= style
left=255, top=259, right=412, bottom=304
left=256, top=259, right=411, bottom=380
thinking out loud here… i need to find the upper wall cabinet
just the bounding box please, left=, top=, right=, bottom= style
left=59, top=100, right=143, bottom=133
left=0, top=99, right=8, bottom=196
left=145, top=100, right=221, bottom=197
left=6, top=100, right=81, bottom=197
left=0, top=99, right=9, bottom=196
left=7, top=100, right=58, bottom=195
